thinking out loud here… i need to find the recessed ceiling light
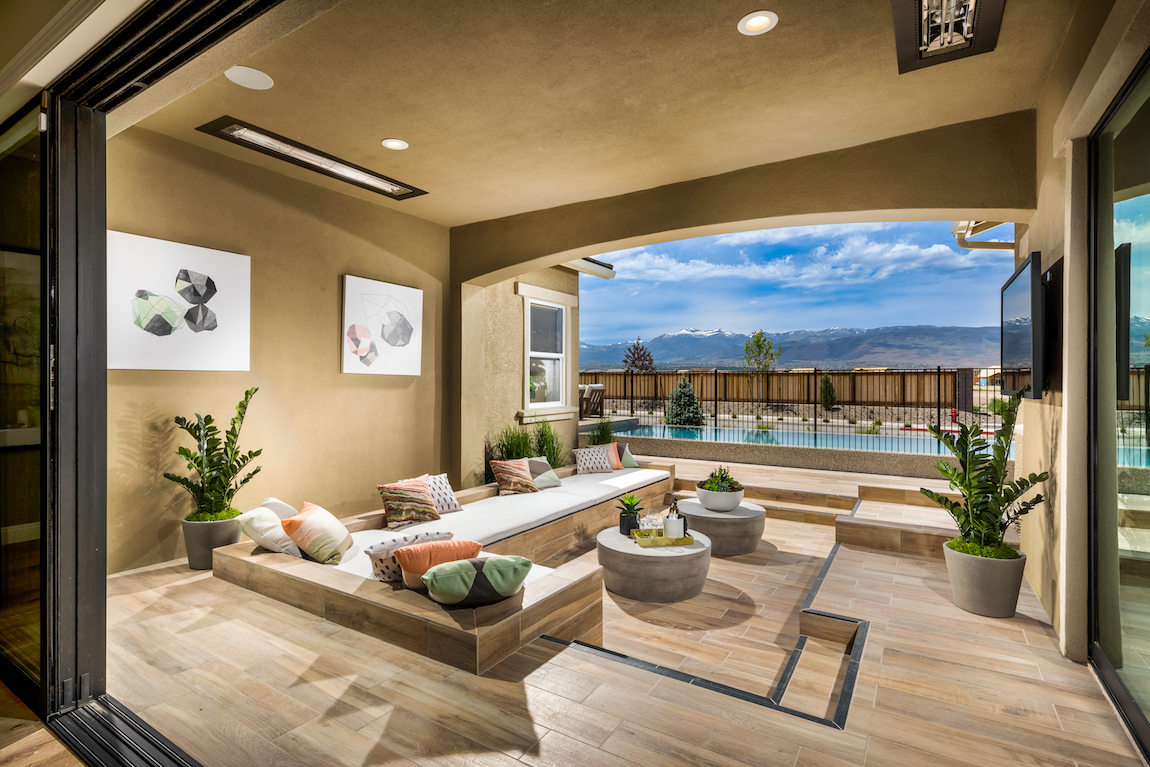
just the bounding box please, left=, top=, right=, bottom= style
left=381, top=138, right=409, bottom=151
left=738, top=10, right=778, bottom=36
left=196, top=116, right=425, bottom=200
left=224, top=66, right=274, bottom=90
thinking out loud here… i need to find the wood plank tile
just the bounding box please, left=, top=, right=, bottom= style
left=273, top=715, right=418, bottom=767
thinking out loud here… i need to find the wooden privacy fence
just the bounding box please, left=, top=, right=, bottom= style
left=579, top=369, right=960, bottom=408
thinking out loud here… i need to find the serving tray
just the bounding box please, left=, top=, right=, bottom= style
left=630, top=529, right=695, bottom=547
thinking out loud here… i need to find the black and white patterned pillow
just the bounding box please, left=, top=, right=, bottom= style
left=574, top=445, right=613, bottom=474
left=365, top=530, right=454, bottom=582
left=427, top=473, right=463, bottom=513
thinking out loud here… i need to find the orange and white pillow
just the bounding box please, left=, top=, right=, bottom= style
left=393, top=539, right=483, bottom=589
left=281, top=502, right=353, bottom=565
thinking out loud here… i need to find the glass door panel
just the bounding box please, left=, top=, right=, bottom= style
left=0, top=106, right=43, bottom=684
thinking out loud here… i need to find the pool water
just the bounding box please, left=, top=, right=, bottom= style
left=614, top=423, right=1019, bottom=459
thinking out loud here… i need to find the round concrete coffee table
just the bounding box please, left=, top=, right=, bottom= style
left=676, top=498, right=766, bottom=556
left=596, top=528, right=711, bottom=603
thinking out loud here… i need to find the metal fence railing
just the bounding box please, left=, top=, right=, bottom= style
left=579, top=368, right=1010, bottom=456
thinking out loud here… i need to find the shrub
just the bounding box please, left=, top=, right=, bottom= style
left=755, top=414, right=762, bottom=421
left=666, top=377, right=704, bottom=426
left=848, top=418, right=857, bottom=424
left=904, top=422, right=912, bottom=428
left=972, top=405, right=982, bottom=413
left=588, top=419, right=614, bottom=446
left=988, top=398, right=1009, bottom=416
left=532, top=421, right=567, bottom=469
left=648, top=409, right=654, bottom=415
left=822, top=418, right=830, bottom=423
left=777, top=417, right=784, bottom=421
left=801, top=416, right=808, bottom=422
left=873, top=419, right=882, bottom=426
left=855, top=423, right=881, bottom=435
left=756, top=423, right=773, bottom=431
left=818, top=374, right=837, bottom=410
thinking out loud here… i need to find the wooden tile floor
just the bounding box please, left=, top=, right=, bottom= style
left=0, top=680, right=82, bottom=766
left=96, top=516, right=1146, bottom=767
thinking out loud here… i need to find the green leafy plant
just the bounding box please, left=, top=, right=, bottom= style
left=697, top=465, right=743, bottom=493
left=818, top=374, right=837, bottom=410
left=904, top=422, right=912, bottom=428
left=873, top=419, right=882, bottom=426
left=988, top=398, right=1009, bottom=416
left=666, top=376, right=704, bottom=426
left=848, top=418, right=857, bottom=425
left=921, top=390, right=1049, bottom=555
left=855, top=423, right=881, bottom=435
left=163, top=387, right=263, bottom=522
left=756, top=423, right=773, bottom=430
left=532, top=421, right=567, bottom=469
left=755, top=414, right=762, bottom=421
left=743, top=330, right=782, bottom=374
left=589, top=418, right=615, bottom=445
left=616, top=492, right=642, bottom=517
left=801, top=416, right=808, bottom=422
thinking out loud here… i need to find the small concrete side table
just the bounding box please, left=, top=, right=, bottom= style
left=595, top=528, right=711, bottom=603
left=676, top=498, right=766, bottom=556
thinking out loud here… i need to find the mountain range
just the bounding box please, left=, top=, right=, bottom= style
left=579, top=326, right=1000, bottom=370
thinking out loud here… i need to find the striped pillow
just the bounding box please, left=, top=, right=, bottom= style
left=401, top=472, right=463, bottom=514
left=490, top=458, right=540, bottom=496
left=280, top=503, right=353, bottom=565
left=377, top=477, right=441, bottom=529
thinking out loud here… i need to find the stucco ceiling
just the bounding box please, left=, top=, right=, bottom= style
left=132, top=0, right=1078, bottom=227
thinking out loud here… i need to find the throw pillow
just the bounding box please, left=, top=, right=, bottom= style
left=400, top=472, right=463, bottom=514
left=620, top=443, right=639, bottom=468
left=394, top=539, right=483, bottom=589
left=236, top=506, right=302, bottom=557
left=423, top=556, right=534, bottom=607
left=574, top=445, right=614, bottom=474
left=260, top=497, right=300, bottom=520
left=604, top=443, right=623, bottom=470
left=377, top=477, right=441, bottom=529
left=527, top=456, right=562, bottom=489
left=365, top=530, right=454, bottom=582
left=281, top=503, right=353, bottom=565
left=489, top=458, right=539, bottom=496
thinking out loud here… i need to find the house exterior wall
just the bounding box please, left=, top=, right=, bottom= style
left=105, top=127, right=449, bottom=573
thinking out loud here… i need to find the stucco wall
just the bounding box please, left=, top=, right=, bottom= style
left=482, top=266, right=579, bottom=451
left=1017, top=0, right=1120, bottom=661
left=106, top=127, right=449, bottom=573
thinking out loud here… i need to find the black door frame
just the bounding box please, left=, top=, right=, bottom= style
left=0, top=1, right=287, bottom=763
left=1087, top=44, right=1150, bottom=764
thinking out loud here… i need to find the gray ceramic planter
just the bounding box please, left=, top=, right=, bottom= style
left=695, top=488, right=745, bottom=512
left=943, top=543, right=1026, bottom=618
left=182, top=517, right=241, bottom=570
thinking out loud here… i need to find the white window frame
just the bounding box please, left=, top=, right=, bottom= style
left=516, top=282, right=579, bottom=422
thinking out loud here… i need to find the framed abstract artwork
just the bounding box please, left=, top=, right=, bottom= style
left=342, top=275, right=423, bottom=376
left=107, top=231, right=251, bottom=371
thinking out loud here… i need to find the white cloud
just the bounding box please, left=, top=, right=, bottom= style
left=1116, top=218, right=1150, bottom=246
left=713, top=222, right=895, bottom=247
left=612, top=235, right=1007, bottom=288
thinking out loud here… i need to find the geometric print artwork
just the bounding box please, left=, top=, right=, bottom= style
left=341, top=274, right=423, bottom=376
left=107, top=231, right=250, bottom=371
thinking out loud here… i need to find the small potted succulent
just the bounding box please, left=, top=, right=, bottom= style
left=617, top=492, right=642, bottom=535
left=164, top=387, right=263, bottom=569
left=921, top=390, right=1048, bottom=618
left=696, top=465, right=744, bottom=512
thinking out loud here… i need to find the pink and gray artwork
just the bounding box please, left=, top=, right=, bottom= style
left=346, top=323, right=379, bottom=366
left=132, top=269, right=219, bottom=336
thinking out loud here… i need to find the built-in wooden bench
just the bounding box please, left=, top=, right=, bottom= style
left=212, top=460, right=674, bottom=674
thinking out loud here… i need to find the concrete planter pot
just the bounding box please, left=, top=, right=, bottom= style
left=696, top=488, right=745, bottom=512
left=182, top=517, right=241, bottom=570
left=943, top=543, right=1026, bottom=618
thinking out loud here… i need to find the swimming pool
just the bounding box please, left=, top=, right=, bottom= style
left=613, top=423, right=1015, bottom=458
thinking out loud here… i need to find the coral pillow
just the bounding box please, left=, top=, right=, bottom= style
left=604, top=443, right=623, bottom=470
left=490, top=458, right=539, bottom=496
left=365, top=530, right=454, bottom=583
left=377, top=476, right=441, bottom=529
left=393, top=539, right=483, bottom=589
left=281, top=503, right=352, bottom=565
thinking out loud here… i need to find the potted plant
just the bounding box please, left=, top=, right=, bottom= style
left=617, top=492, right=642, bottom=535
left=921, top=390, right=1048, bottom=618
left=696, top=465, right=745, bottom=512
left=164, top=387, right=263, bottom=569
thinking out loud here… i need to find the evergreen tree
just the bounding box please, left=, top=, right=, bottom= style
left=622, top=336, right=656, bottom=373
left=818, top=374, right=837, bottom=410
left=666, top=376, right=704, bottom=426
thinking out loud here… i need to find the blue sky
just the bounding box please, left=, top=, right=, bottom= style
left=578, top=221, right=1017, bottom=344
left=1117, top=194, right=1150, bottom=319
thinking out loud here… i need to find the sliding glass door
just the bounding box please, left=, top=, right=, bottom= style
left=0, top=105, right=45, bottom=694
left=1092, top=53, right=1150, bottom=754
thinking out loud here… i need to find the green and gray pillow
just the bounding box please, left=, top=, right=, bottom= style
left=422, top=555, right=533, bottom=606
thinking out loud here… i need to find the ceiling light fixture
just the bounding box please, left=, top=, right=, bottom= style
left=196, top=116, right=426, bottom=200
left=737, top=10, right=778, bottom=36
left=381, top=138, right=409, bottom=151
left=224, top=66, right=274, bottom=90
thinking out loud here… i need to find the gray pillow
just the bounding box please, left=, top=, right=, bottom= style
left=527, top=456, right=562, bottom=489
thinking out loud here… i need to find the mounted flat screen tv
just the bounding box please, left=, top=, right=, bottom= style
left=1001, top=252, right=1044, bottom=398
